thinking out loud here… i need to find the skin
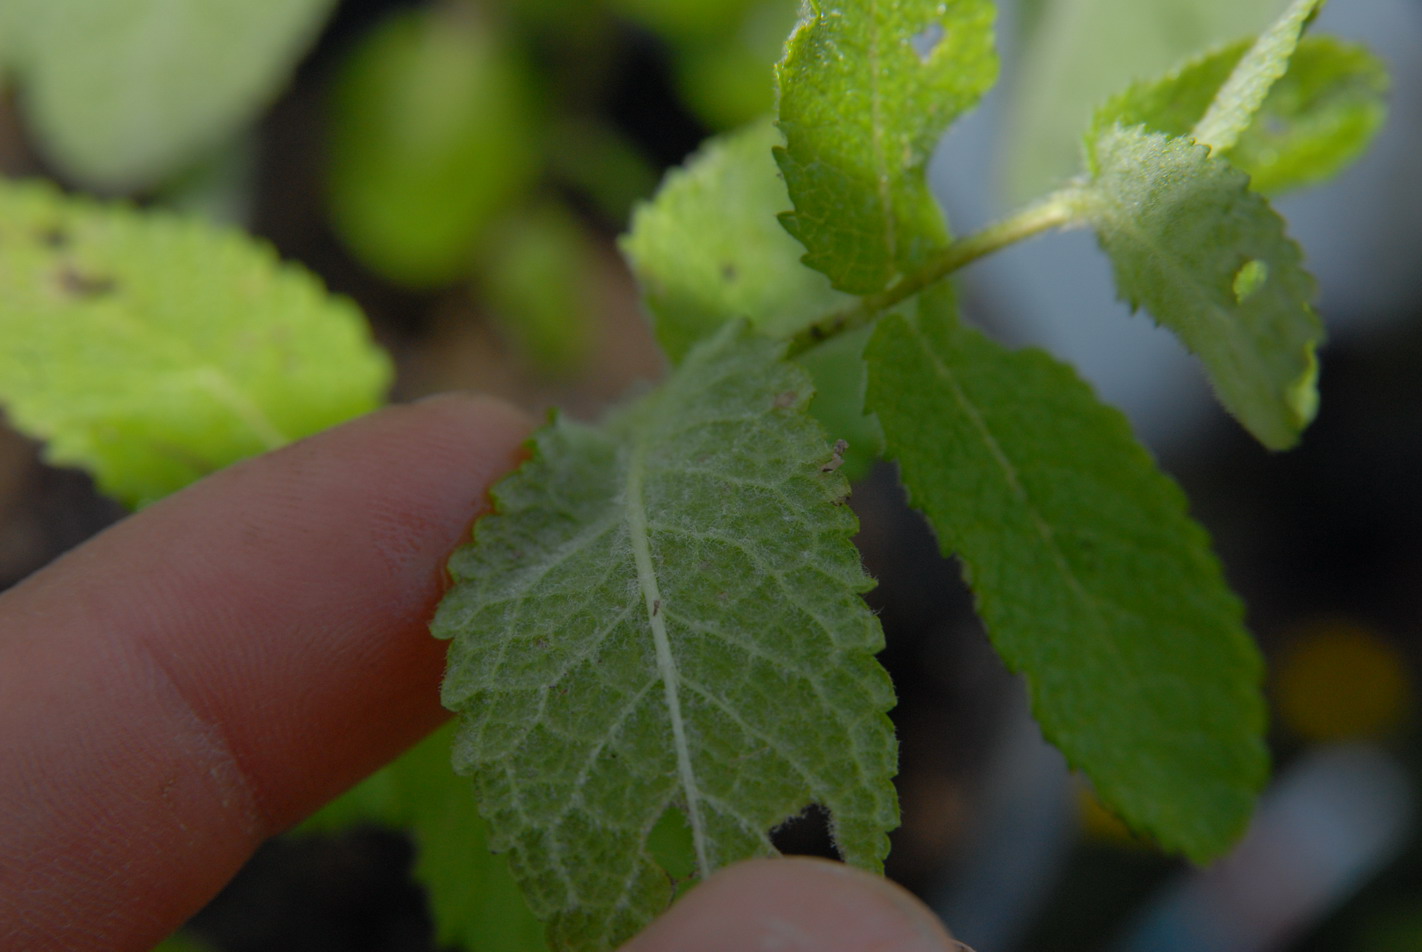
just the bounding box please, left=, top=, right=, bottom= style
left=0, top=394, right=960, bottom=952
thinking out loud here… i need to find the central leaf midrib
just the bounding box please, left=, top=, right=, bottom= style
left=623, top=429, right=712, bottom=875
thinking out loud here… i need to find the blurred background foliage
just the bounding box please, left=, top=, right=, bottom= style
left=1, top=0, right=1421, bottom=950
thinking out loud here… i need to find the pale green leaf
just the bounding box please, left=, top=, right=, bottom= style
left=433, top=322, right=897, bottom=952
left=1004, top=0, right=1274, bottom=201
left=1225, top=38, right=1388, bottom=194
left=306, top=724, right=548, bottom=952
left=1094, top=36, right=1388, bottom=194
left=326, top=8, right=540, bottom=288
left=1078, top=126, right=1321, bottom=449
left=621, top=120, right=852, bottom=362
left=774, top=0, right=997, bottom=293
left=481, top=204, right=596, bottom=376
left=1191, top=0, right=1325, bottom=152
left=0, top=178, right=390, bottom=507
left=7, top=0, right=334, bottom=190
left=865, top=287, right=1266, bottom=861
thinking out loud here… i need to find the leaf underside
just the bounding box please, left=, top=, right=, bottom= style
left=0, top=178, right=390, bottom=507
left=433, top=323, right=897, bottom=952
left=866, top=287, right=1267, bottom=860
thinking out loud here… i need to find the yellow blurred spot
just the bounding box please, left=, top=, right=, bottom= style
left=1274, top=619, right=1413, bottom=742
left=1076, top=782, right=1144, bottom=848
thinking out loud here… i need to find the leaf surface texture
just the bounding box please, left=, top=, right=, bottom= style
left=1078, top=126, right=1321, bottom=449
left=866, top=288, right=1267, bottom=860
left=0, top=179, right=390, bottom=506
left=622, top=120, right=851, bottom=362
left=434, top=323, right=897, bottom=952
left=774, top=0, right=997, bottom=293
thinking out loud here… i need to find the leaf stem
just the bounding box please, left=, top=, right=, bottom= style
left=786, top=185, right=1088, bottom=357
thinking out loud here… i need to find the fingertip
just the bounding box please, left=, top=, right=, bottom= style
left=623, top=858, right=960, bottom=952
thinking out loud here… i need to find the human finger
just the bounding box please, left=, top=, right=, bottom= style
left=0, top=394, right=531, bottom=952
left=621, top=857, right=966, bottom=952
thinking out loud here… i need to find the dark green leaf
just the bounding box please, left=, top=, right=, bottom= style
left=866, top=286, right=1267, bottom=860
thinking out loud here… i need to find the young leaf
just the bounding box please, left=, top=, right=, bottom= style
left=0, top=178, right=390, bottom=507
left=1223, top=38, right=1388, bottom=194
left=774, top=0, right=997, bottom=293
left=6, top=0, right=334, bottom=190
left=621, top=120, right=851, bottom=363
left=865, top=287, right=1267, bottom=861
left=1077, top=126, right=1321, bottom=450
left=1094, top=36, right=1388, bottom=194
left=306, top=724, right=549, bottom=952
left=433, top=322, right=897, bottom=952
left=326, top=7, right=541, bottom=288
left=1191, top=0, right=1325, bottom=152
left=1003, top=0, right=1276, bottom=201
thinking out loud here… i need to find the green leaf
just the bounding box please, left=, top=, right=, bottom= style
left=865, top=287, right=1267, bottom=861
left=1229, top=38, right=1388, bottom=193
left=306, top=724, right=548, bottom=952
left=1077, top=125, right=1321, bottom=449
left=0, top=178, right=390, bottom=507
left=7, top=0, right=334, bottom=190
left=481, top=204, right=597, bottom=377
left=1094, top=36, right=1388, bottom=194
left=621, top=120, right=852, bottom=363
left=1191, top=0, right=1325, bottom=152
left=774, top=0, right=997, bottom=293
left=1003, top=0, right=1275, bottom=201
left=433, top=322, right=897, bottom=952
left=796, top=324, right=885, bottom=484
left=326, top=8, right=541, bottom=288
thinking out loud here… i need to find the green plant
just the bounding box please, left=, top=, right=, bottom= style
left=0, top=0, right=1390, bottom=949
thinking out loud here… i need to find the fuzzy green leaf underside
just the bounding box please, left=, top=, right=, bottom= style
left=0, top=178, right=390, bottom=507
left=774, top=0, right=997, bottom=293
left=621, top=120, right=851, bottom=363
left=866, top=288, right=1267, bottom=860
left=1080, top=127, right=1321, bottom=449
left=6, top=0, right=334, bottom=189
left=433, top=323, right=897, bottom=952
left=1094, top=35, right=1387, bottom=195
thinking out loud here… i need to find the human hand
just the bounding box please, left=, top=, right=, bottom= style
left=0, top=394, right=961, bottom=952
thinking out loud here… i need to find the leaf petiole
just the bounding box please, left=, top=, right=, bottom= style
left=787, top=185, right=1088, bottom=357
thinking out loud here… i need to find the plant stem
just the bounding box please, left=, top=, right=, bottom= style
left=786, top=185, right=1088, bottom=358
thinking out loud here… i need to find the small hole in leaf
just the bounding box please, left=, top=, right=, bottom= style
left=1232, top=259, right=1268, bottom=303
left=909, top=22, right=945, bottom=61
left=771, top=803, right=839, bottom=861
